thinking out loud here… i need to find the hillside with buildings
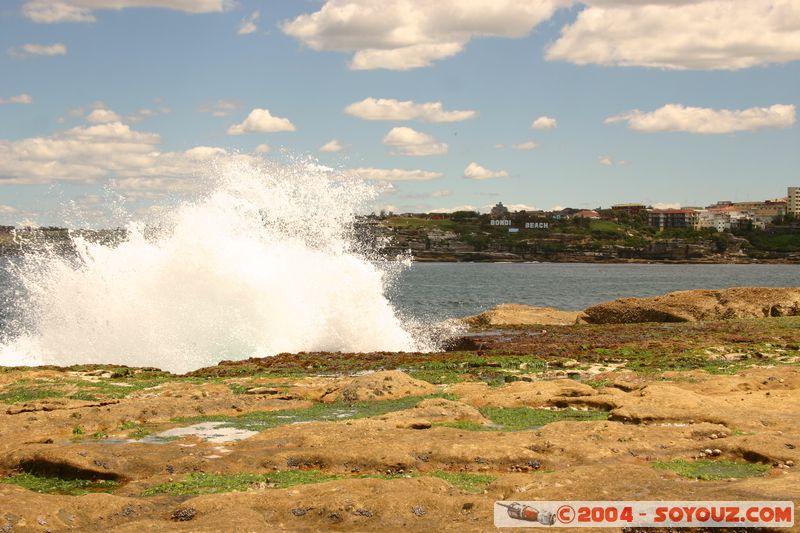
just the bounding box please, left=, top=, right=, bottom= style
left=2, top=188, right=799, bottom=263
left=366, top=187, right=800, bottom=263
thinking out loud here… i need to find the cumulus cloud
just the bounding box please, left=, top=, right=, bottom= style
left=345, top=97, right=477, bottom=122
left=547, top=0, right=800, bottom=70
left=503, top=141, right=540, bottom=150
left=238, top=10, right=259, bottom=35
left=22, top=0, right=232, bottom=23
left=8, top=43, right=67, bottom=58
left=598, top=155, right=627, bottom=166
left=430, top=205, right=480, bottom=214
left=531, top=116, right=557, bottom=129
left=505, top=203, right=539, bottom=211
left=383, top=127, right=448, bottom=156
left=125, top=106, right=171, bottom=123
left=198, top=99, right=242, bottom=117
left=463, top=162, right=509, bottom=180
left=347, top=167, right=443, bottom=182
left=227, top=108, right=297, bottom=135
left=282, top=0, right=565, bottom=70
left=254, top=143, right=272, bottom=154
left=320, top=139, right=348, bottom=153
left=0, top=120, right=253, bottom=192
left=22, top=1, right=95, bottom=23
left=606, top=103, right=796, bottom=134
left=86, top=108, right=122, bottom=124
left=0, top=94, right=33, bottom=105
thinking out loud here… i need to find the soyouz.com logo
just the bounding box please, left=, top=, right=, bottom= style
left=494, top=501, right=795, bottom=528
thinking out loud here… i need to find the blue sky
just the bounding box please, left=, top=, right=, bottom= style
left=1, top=0, right=799, bottom=225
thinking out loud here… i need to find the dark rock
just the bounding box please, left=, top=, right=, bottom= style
left=171, top=508, right=196, bottom=522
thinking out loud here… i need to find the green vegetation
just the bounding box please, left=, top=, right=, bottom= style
left=481, top=407, right=607, bottom=430
left=141, top=469, right=495, bottom=497
left=0, top=386, right=65, bottom=404
left=653, top=459, right=770, bottom=480
left=141, top=471, right=342, bottom=496
left=406, top=355, right=547, bottom=385
left=119, top=420, right=151, bottom=439
left=428, top=471, right=495, bottom=493
left=385, top=216, right=455, bottom=230
left=589, top=220, right=623, bottom=235
left=228, top=383, right=249, bottom=394
left=0, top=472, right=118, bottom=495
left=437, top=407, right=607, bottom=432
left=174, top=393, right=456, bottom=431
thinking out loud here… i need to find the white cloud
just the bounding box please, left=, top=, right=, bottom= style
left=511, top=141, right=540, bottom=150
left=227, top=108, right=297, bottom=135
left=348, top=167, right=443, bottom=182
left=254, top=143, right=272, bottom=154
left=238, top=10, right=259, bottom=35
left=198, top=99, right=241, bottom=117
left=430, top=204, right=480, bottom=214
left=125, top=106, right=171, bottom=123
left=463, top=162, right=509, bottom=180
left=282, top=0, right=565, bottom=70
left=606, top=104, right=796, bottom=134
left=22, top=1, right=95, bottom=23
left=320, top=139, right=348, bottom=153
left=22, top=0, right=232, bottom=23
left=505, top=203, right=539, bottom=211
left=547, top=0, right=800, bottom=70
left=86, top=108, right=122, bottom=124
left=0, top=205, right=18, bottom=215
left=64, top=102, right=169, bottom=124
left=382, top=127, right=448, bottom=156
left=8, top=43, right=68, bottom=58
left=0, top=94, right=33, bottom=105
left=431, top=189, right=451, bottom=198
left=598, top=155, right=627, bottom=166
left=344, top=97, right=477, bottom=122
left=0, top=120, right=254, bottom=191
left=531, top=116, right=557, bottom=129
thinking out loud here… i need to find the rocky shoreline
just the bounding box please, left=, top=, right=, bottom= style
left=1, top=288, right=799, bottom=531
left=465, top=287, right=800, bottom=327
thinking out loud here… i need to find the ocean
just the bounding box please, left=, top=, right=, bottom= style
left=390, top=262, right=800, bottom=319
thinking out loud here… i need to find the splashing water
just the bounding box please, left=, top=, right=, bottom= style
left=0, top=160, right=450, bottom=373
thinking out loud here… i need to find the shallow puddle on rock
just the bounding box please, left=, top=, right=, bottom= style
left=145, top=422, right=258, bottom=443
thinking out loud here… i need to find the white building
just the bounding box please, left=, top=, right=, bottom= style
left=695, top=209, right=760, bottom=232
left=789, top=187, right=800, bottom=216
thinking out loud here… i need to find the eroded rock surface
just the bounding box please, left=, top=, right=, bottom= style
left=1, top=320, right=799, bottom=531
left=583, top=287, right=800, bottom=323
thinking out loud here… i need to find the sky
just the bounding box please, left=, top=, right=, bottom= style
left=0, top=0, right=799, bottom=226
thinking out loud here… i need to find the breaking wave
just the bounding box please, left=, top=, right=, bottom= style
left=0, top=160, right=451, bottom=373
